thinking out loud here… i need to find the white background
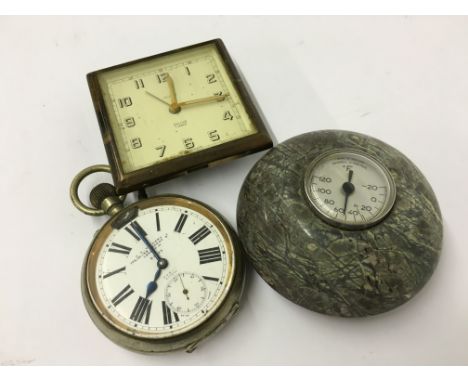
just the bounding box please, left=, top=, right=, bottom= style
left=1, top=16, right=467, bottom=366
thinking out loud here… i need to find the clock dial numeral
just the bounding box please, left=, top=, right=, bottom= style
left=157, top=73, right=168, bottom=83
left=203, top=276, right=219, bottom=282
left=134, top=79, right=145, bottom=89
left=206, top=74, right=217, bottom=84
left=155, top=212, right=161, bottom=231
left=155, top=145, right=166, bottom=157
left=208, top=130, right=220, bottom=141
left=109, top=242, right=132, bottom=255
left=174, top=213, right=188, bottom=233
left=185, top=66, right=191, bottom=76
left=130, top=221, right=147, bottom=238
left=111, top=285, right=134, bottom=306
left=162, top=301, right=179, bottom=325
left=125, top=117, right=136, bottom=128
left=125, top=226, right=140, bottom=241
left=189, top=226, right=211, bottom=245
left=214, top=91, right=223, bottom=96
left=103, top=266, right=126, bottom=279
left=184, top=138, right=195, bottom=150
left=223, top=111, right=234, bottom=121
left=131, top=137, right=142, bottom=149
left=118, top=97, right=133, bottom=108
left=198, top=247, right=222, bottom=264
left=130, top=297, right=152, bottom=324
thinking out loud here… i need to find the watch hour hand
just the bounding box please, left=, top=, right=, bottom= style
left=146, top=268, right=162, bottom=298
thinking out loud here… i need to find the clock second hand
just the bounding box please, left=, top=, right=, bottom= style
left=145, top=90, right=171, bottom=107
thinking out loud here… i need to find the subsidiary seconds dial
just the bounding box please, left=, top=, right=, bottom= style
left=304, top=150, right=396, bottom=229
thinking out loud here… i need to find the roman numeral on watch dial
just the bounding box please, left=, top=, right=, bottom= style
left=130, top=297, right=152, bottom=324
left=111, top=285, right=134, bottom=306
left=109, top=242, right=132, bottom=255
left=103, top=266, right=126, bottom=279
left=155, top=212, right=160, bottom=231
left=128, top=220, right=147, bottom=238
left=174, top=213, right=188, bottom=233
left=189, top=226, right=211, bottom=244
left=162, top=301, right=179, bottom=325
left=198, top=247, right=222, bottom=264
left=203, top=276, right=219, bottom=282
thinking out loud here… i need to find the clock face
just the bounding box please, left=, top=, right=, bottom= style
left=94, top=42, right=257, bottom=174
left=304, top=150, right=397, bottom=229
left=86, top=197, right=235, bottom=339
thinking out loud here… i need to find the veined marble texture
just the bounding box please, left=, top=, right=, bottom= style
left=237, top=130, right=442, bottom=317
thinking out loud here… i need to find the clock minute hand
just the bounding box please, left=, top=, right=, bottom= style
left=178, top=94, right=229, bottom=108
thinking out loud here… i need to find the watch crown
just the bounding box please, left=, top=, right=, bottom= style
left=90, top=183, right=123, bottom=216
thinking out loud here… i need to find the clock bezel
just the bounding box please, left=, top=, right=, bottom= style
left=87, top=38, right=273, bottom=194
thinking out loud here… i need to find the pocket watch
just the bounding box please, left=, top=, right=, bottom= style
left=71, top=39, right=272, bottom=352
left=237, top=130, right=442, bottom=317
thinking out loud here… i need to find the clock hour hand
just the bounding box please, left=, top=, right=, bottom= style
left=178, top=94, right=229, bottom=108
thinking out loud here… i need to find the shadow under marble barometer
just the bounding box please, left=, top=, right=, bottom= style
left=70, top=39, right=272, bottom=353
left=237, top=130, right=443, bottom=317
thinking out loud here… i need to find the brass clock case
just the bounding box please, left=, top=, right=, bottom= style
left=87, top=39, right=272, bottom=194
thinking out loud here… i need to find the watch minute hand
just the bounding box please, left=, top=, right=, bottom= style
left=130, top=222, right=166, bottom=266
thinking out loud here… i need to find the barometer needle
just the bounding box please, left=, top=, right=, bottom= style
left=342, top=170, right=355, bottom=215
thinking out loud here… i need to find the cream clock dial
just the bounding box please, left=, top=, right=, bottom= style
left=97, top=44, right=256, bottom=173
left=88, top=39, right=272, bottom=194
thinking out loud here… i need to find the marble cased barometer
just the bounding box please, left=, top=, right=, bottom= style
left=237, top=130, right=443, bottom=317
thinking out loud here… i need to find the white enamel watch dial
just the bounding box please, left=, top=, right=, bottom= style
left=86, top=197, right=235, bottom=339
left=304, top=150, right=396, bottom=229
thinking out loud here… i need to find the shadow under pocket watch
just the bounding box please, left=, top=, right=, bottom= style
left=71, top=39, right=272, bottom=353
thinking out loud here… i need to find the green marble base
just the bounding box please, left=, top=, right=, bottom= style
left=237, top=130, right=443, bottom=317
